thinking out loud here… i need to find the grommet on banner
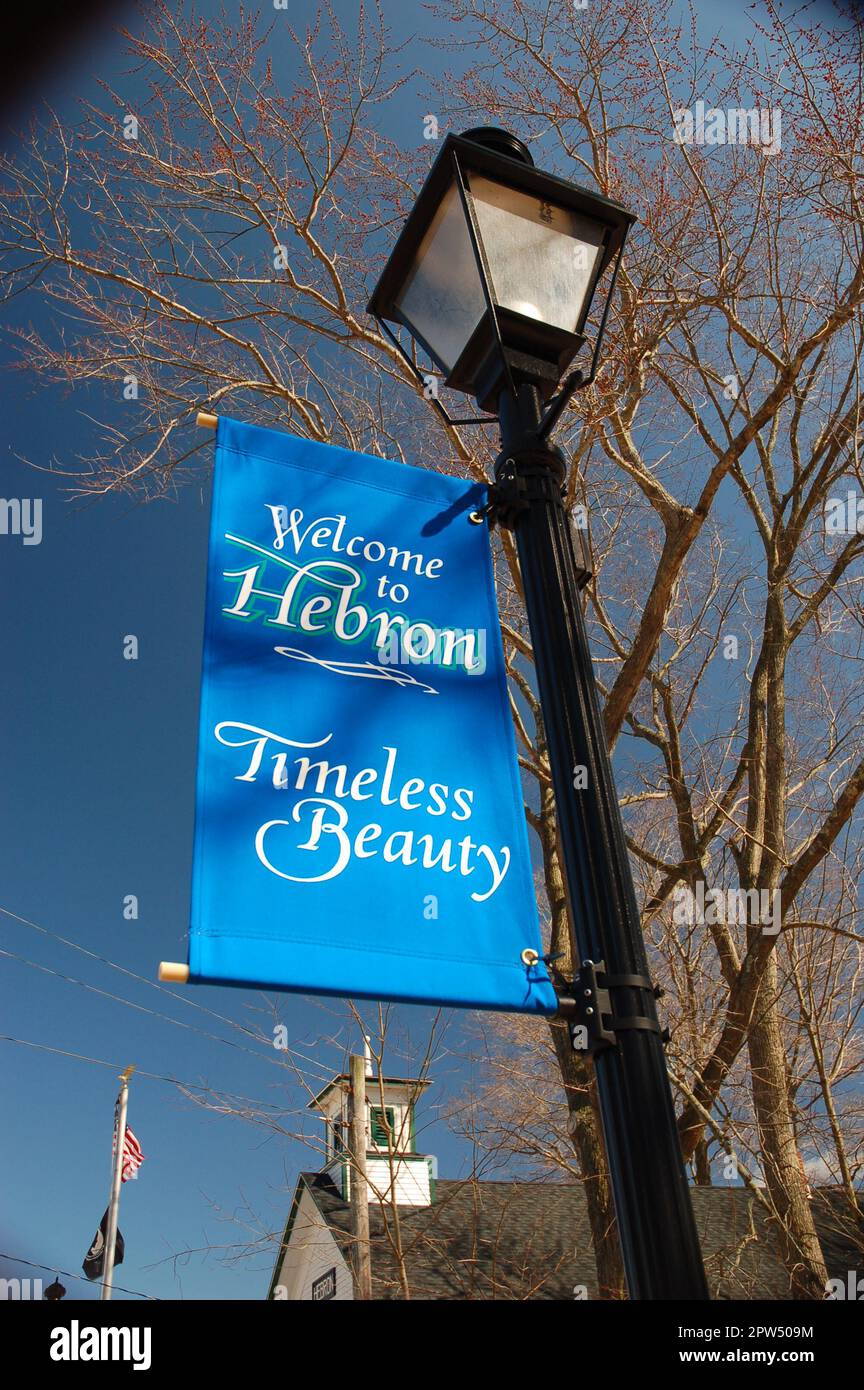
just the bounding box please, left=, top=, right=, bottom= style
left=523, top=947, right=567, bottom=975
left=468, top=510, right=486, bottom=524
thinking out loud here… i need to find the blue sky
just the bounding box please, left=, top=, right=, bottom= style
left=0, top=0, right=483, bottom=1303
left=0, top=0, right=842, bottom=1301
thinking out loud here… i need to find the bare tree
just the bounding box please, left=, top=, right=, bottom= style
left=2, top=0, right=863, bottom=1298
left=434, top=0, right=864, bottom=1297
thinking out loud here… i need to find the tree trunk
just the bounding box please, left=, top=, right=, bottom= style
left=693, top=1137, right=712, bottom=1186
left=747, top=959, right=828, bottom=1298
left=744, top=589, right=827, bottom=1298
left=539, top=767, right=627, bottom=1298
left=547, top=1019, right=626, bottom=1297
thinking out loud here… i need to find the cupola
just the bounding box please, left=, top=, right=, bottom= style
left=308, top=1052, right=434, bottom=1207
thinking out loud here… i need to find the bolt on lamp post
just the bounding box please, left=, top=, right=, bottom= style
left=368, top=128, right=709, bottom=1301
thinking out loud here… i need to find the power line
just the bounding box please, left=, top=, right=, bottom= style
left=0, top=902, right=334, bottom=1080
left=0, top=1034, right=288, bottom=1111
left=0, top=945, right=299, bottom=1071
left=0, top=1251, right=158, bottom=1301
left=0, top=901, right=332, bottom=1068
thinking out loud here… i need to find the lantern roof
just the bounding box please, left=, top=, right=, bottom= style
left=367, top=131, right=636, bottom=328
left=367, top=130, right=637, bottom=415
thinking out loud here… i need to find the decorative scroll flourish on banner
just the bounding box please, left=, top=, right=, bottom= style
left=186, top=416, right=556, bottom=1014
left=272, top=645, right=440, bottom=695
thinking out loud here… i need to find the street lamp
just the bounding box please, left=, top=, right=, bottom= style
left=368, top=128, right=709, bottom=1301
left=367, top=127, right=632, bottom=421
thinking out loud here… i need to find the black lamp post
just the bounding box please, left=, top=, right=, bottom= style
left=369, top=128, right=709, bottom=1301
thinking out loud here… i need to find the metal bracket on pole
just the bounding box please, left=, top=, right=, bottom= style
left=565, top=959, right=669, bottom=1056
left=481, top=457, right=558, bottom=529
left=481, top=455, right=593, bottom=587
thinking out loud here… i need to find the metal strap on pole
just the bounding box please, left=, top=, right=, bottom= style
left=557, top=959, right=670, bottom=1055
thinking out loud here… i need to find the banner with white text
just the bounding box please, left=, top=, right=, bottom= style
left=187, top=416, right=556, bottom=1013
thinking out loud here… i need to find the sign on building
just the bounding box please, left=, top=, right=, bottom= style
left=311, top=1268, right=337, bottom=1302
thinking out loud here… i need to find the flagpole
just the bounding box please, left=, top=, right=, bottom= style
left=101, top=1066, right=133, bottom=1301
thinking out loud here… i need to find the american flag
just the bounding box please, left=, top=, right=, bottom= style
left=113, top=1125, right=145, bottom=1182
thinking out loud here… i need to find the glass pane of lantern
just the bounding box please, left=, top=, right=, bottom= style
left=469, top=175, right=606, bottom=333
left=394, top=181, right=487, bottom=374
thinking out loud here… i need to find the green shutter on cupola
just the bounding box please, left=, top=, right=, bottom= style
left=370, top=1107, right=395, bottom=1146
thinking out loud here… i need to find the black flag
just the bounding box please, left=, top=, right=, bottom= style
left=82, top=1208, right=124, bottom=1280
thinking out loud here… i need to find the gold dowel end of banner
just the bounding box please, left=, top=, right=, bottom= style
left=158, top=961, right=190, bottom=983
left=196, top=410, right=218, bottom=430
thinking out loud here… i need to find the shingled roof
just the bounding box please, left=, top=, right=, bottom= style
left=294, top=1171, right=863, bottom=1300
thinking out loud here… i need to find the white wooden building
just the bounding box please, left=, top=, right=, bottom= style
left=266, top=1068, right=857, bottom=1300
left=268, top=1065, right=432, bottom=1302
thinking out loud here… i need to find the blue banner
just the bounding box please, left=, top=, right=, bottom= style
left=187, top=416, right=556, bottom=1014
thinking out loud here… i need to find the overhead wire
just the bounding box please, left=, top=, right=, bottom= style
left=0, top=945, right=302, bottom=1071
left=0, top=1251, right=158, bottom=1301
left=0, top=902, right=335, bottom=1081
left=0, top=1034, right=289, bottom=1110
